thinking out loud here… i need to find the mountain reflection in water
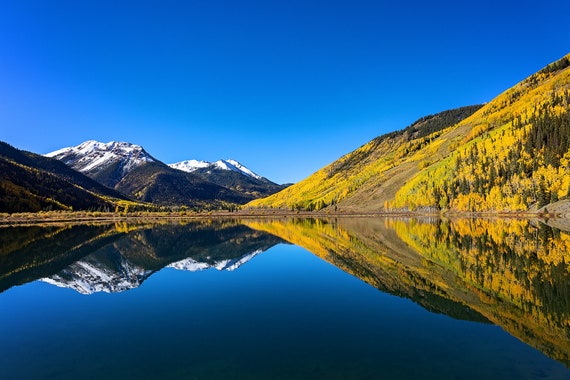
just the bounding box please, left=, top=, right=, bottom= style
left=1, top=216, right=569, bottom=369
left=0, top=220, right=284, bottom=294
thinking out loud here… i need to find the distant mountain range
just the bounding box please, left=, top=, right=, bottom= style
left=45, top=140, right=287, bottom=208
left=0, top=139, right=287, bottom=212
left=248, top=53, right=570, bottom=214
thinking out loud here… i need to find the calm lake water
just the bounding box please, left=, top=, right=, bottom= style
left=0, top=218, right=569, bottom=379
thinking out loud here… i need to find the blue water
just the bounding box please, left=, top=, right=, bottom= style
left=0, top=243, right=568, bottom=379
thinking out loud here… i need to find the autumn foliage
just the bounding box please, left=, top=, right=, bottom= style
left=248, top=54, right=570, bottom=213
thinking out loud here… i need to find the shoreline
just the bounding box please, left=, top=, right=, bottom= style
left=0, top=208, right=563, bottom=226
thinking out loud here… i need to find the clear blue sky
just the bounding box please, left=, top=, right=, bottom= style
left=1, top=0, right=568, bottom=184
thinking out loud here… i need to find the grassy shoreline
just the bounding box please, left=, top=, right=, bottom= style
left=0, top=208, right=562, bottom=226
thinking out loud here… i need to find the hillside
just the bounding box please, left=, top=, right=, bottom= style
left=246, top=105, right=483, bottom=211
left=0, top=142, right=127, bottom=213
left=247, top=54, right=570, bottom=213
left=392, top=55, right=570, bottom=212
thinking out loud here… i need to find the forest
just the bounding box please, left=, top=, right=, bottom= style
left=391, top=56, right=570, bottom=212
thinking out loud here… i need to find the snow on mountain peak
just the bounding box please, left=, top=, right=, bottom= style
left=47, top=140, right=267, bottom=182
left=46, top=140, right=155, bottom=174
left=218, top=159, right=263, bottom=180
left=168, top=159, right=210, bottom=173
left=169, top=158, right=263, bottom=180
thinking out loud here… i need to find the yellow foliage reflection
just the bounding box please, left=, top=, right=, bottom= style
left=245, top=217, right=570, bottom=366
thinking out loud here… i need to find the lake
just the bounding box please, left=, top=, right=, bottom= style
left=0, top=217, right=569, bottom=379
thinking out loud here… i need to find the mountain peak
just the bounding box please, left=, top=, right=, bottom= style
left=169, top=158, right=263, bottom=180
left=46, top=140, right=156, bottom=178
left=168, top=159, right=210, bottom=172
left=213, top=159, right=263, bottom=180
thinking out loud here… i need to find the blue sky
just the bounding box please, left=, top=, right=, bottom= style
left=1, top=0, right=568, bottom=184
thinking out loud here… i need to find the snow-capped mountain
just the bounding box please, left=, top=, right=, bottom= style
left=169, top=159, right=211, bottom=172
left=169, top=158, right=288, bottom=197
left=169, top=159, right=263, bottom=180
left=45, top=140, right=287, bottom=205
left=45, top=140, right=157, bottom=187
left=47, top=140, right=156, bottom=173
left=45, top=140, right=252, bottom=205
